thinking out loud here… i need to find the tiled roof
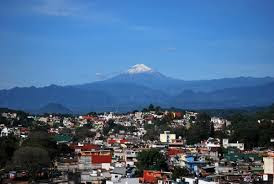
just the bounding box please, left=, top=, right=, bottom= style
left=167, top=148, right=183, bottom=156
left=70, top=144, right=99, bottom=151
left=92, top=155, right=112, bottom=164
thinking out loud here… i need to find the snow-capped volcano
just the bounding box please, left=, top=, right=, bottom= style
left=127, top=64, right=153, bottom=74
left=105, top=63, right=173, bottom=90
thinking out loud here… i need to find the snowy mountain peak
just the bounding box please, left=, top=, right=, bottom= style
left=127, top=64, right=153, bottom=74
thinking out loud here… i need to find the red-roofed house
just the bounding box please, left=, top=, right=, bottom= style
left=167, top=148, right=183, bottom=156
left=70, top=143, right=99, bottom=153
left=108, top=139, right=117, bottom=145
left=107, top=138, right=129, bottom=146
left=174, top=112, right=183, bottom=118
left=140, top=170, right=171, bottom=184
left=79, top=150, right=112, bottom=170
left=92, top=155, right=112, bottom=164
left=119, top=138, right=128, bottom=144
left=83, top=115, right=94, bottom=121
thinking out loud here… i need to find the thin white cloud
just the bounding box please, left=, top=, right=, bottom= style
left=95, top=71, right=121, bottom=80
left=32, top=0, right=82, bottom=17
left=95, top=72, right=108, bottom=80
left=31, top=0, right=121, bottom=23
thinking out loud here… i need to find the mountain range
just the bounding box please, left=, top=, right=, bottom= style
left=1, top=64, right=274, bottom=113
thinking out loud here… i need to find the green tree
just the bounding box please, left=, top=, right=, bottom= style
left=172, top=167, right=192, bottom=179
left=148, top=104, right=155, bottom=111
left=142, top=108, right=148, bottom=112
left=86, top=112, right=97, bottom=116
left=0, top=116, right=9, bottom=126
left=155, top=106, right=161, bottom=113
left=172, top=127, right=186, bottom=139
left=74, top=127, right=96, bottom=141
left=12, top=146, right=50, bottom=181
left=258, top=120, right=274, bottom=147
left=59, top=127, right=72, bottom=134
left=136, top=149, right=168, bottom=175
left=31, top=122, right=50, bottom=132
left=186, top=121, right=211, bottom=144
left=230, top=120, right=258, bottom=149
left=22, top=131, right=58, bottom=159
left=57, top=143, right=73, bottom=157
left=143, top=128, right=160, bottom=141
left=197, top=112, right=211, bottom=122
left=0, top=135, right=19, bottom=168
left=83, top=122, right=94, bottom=129
left=102, top=119, right=115, bottom=135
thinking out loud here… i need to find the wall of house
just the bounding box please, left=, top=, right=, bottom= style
left=184, top=177, right=217, bottom=184
left=160, top=132, right=176, bottom=143
left=264, top=157, right=274, bottom=174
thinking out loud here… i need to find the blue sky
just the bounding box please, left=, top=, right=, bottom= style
left=0, top=0, right=274, bottom=89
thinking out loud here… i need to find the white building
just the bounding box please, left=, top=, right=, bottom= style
left=136, top=128, right=146, bottom=137
left=160, top=131, right=176, bottom=143
left=1, top=127, right=10, bottom=137
left=211, top=117, right=231, bottom=131
left=38, top=117, right=48, bottom=123
left=134, top=112, right=143, bottom=119
left=264, top=157, right=274, bottom=174
left=222, top=139, right=244, bottom=151
left=106, top=178, right=139, bottom=184
left=263, top=156, right=274, bottom=184
left=205, top=137, right=221, bottom=148
left=183, top=177, right=217, bottom=184
left=124, top=150, right=137, bottom=167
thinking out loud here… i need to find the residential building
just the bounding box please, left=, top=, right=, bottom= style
left=160, top=131, right=176, bottom=144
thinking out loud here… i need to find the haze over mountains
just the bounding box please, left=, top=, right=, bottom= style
left=1, top=64, right=274, bottom=113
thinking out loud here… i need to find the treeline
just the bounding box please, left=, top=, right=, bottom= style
left=142, top=104, right=274, bottom=149
left=0, top=130, right=73, bottom=181
left=227, top=104, right=274, bottom=149
left=143, top=111, right=214, bottom=144
left=193, top=104, right=274, bottom=149
left=0, top=108, right=32, bottom=128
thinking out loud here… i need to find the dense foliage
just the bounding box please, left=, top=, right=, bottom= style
left=142, top=104, right=274, bottom=149
left=136, top=149, right=168, bottom=175
left=22, top=131, right=58, bottom=159
left=12, top=146, right=50, bottom=180
left=227, top=105, right=274, bottom=149
left=185, top=113, right=213, bottom=145
left=172, top=167, right=193, bottom=179
left=74, top=127, right=96, bottom=141
left=0, top=135, right=19, bottom=168
left=102, top=119, right=136, bottom=136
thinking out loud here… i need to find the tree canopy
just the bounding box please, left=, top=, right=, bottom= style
left=12, top=146, right=50, bottom=180
left=136, top=149, right=168, bottom=175
left=172, top=167, right=193, bottom=179
left=74, top=127, right=96, bottom=141
left=22, top=130, right=58, bottom=159
left=0, top=135, right=19, bottom=168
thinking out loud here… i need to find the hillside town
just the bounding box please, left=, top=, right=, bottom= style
left=2, top=0, right=274, bottom=183
left=0, top=104, right=274, bottom=184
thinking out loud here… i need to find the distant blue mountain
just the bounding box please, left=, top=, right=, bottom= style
left=34, top=103, right=72, bottom=114
left=172, top=82, right=274, bottom=109
left=0, top=85, right=114, bottom=113
left=1, top=64, right=274, bottom=113
left=78, top=64, right=274, bottom=95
